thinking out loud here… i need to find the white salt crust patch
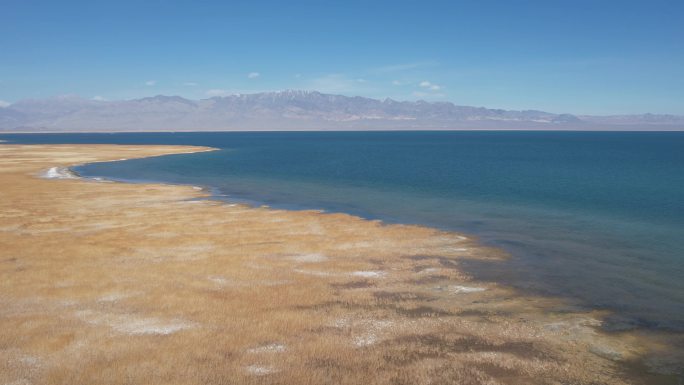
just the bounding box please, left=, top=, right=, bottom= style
left=353, top=334, right=378, bottom=347
left=17, top=355, right=42, bottom=369
left=208, top=276, right=291, bottom=288
left=293, top=269, right=387, bottom=278
left=245, top=365, right=278, bottom=376
left=75, top=310, right=195, bottom=335
left=0, top=224, right=21, bottom=232
left=353, top=320, right=395, bottom=347
left=544, top=317, right=602, bottom=334
left=288, top=253, right=328, bottom=263
left=440, top=246, right=469, bottom=254
left=332, top=317, right=395, bottom=347
left=351, top=271, right=386, bottom=278
left=589, top=345, right=623, bottom=361
left=41, top=167, right=78, bottom=179
left=450, top=285, right=486, bottom=294
left=247, top=343, right=287, bottom=354
left=334, top=241, right=374, bottom=250
left=258, top=280, right=292, bottom=286
left=208, top=276, right=234, bottom=286
left=293, top=268, right=338, bottom=277
left=2, top=351, right=44, bottom=385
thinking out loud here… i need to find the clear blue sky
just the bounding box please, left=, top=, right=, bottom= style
left=1, top=0, right=683, bottom=114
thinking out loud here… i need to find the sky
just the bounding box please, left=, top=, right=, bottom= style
left=1, top=0, right=683, bottom=115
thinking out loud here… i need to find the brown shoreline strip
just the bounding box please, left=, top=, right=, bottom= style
left=0, top=144, right=681, bottom=384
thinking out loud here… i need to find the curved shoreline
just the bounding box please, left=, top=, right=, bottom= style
left=0, top=143, right=682, bottom=384
left=72, top=151, right=684, bottom=334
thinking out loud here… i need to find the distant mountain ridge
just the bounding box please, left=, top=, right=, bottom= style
left=1, top=90, right=682, bottom=131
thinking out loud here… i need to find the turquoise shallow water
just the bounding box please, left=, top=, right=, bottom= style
left=3, top=131, right=683, bottom=331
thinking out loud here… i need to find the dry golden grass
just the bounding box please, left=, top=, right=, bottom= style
left=0, top=144, right=681, bottom=385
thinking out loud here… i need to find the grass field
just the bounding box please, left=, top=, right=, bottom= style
left=0, top=144, right=680, bottom=385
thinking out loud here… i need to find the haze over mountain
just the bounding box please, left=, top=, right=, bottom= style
left=1, top=91, right=682, bottom=132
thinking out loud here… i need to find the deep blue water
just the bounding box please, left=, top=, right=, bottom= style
left=3, top=131, right=683, bottom=331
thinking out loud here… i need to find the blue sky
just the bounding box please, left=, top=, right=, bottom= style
left=1, top=0, right=683, bottom=114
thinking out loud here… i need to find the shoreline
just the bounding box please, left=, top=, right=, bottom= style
left=72, top=158, right=684, bottom=334
left=3, top=128, right=684, bottom=136
left=1, top=143, right=682, bottom=384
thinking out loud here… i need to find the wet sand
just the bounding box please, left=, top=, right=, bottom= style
left=0, top=144, right=681, bottom=384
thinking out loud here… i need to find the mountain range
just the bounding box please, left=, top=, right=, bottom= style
left=1, top=90, right=682, bottom=131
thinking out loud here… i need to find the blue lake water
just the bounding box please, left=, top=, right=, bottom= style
left=3, top=131, right=683, bottom=332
